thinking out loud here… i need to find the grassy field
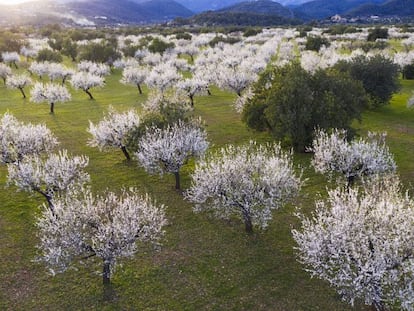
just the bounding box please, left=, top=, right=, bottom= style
left=0, top=66, right=413, bottom=310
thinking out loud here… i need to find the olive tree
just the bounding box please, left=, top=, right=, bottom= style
left=186, top=142, right=302, bottom=233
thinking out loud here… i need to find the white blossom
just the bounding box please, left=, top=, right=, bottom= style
left=293, top=176, right=414, bottom=310
left=6, top=74, right=32, bottom=98
left=186, top=141, right=302, bottom=232
left=7, top=150, right=89, bottom=209
left=30, top=82, right=71, bottom=114
left=120, top=66, right=149, bottom=95
left=70, top=72, right=104, bottom=100
left=36, top=187, right=166, bottom=284
left=145, top=64, right=181, bottom=94
left=77, top=61, right=110, bottom=77
left=0, top=112, right=58, bottom=164
left=176, top=77, right=208, bottom=106
left=309, top=129, right=396, bottom=187
left=2, top=51, right=20, bottom=68
left=88, top=107, right=140, bottom=160
left=135, top=120, right=208, bottom=190
left=0, top=63, right=12, bottom=84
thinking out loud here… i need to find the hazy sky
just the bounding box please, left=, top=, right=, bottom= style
left=0, top=0, right=36, bottom=4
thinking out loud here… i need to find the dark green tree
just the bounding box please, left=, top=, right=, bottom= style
left=78, top=41, right=121, bottom=65
left=367, top=27, right=389, bottom=42
left=305, top=35, right=330, bottom=52
left=148, top=38, right=175, bottom=55
left=61, top=38, right=78, bottom=62
left=36, top=49, right=63, bottom=63
left=242, top=63, right=367, bottom=152
left=334, top=55, right=400, bottom=107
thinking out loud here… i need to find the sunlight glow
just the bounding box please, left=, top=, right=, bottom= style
left=0, top=0, right=35, bottom=5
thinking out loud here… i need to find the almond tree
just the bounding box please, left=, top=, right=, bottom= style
left=145, top=64, right=181, bottom=94
left=70, top=72, right=104, bottom=100
left=88, top=107, right=140, bottom=161
left=7, top=150, right=89, bottom=211
left=30, top=82, right=71, bottom=114
left=309, top=129, right=396, bottom=188
left=0, top=112, right=58, bottom=164
left=6, top=74, right=32, bottom=99
left=176, top=77, right=208, bottom=107
left=2, top=51, right=20, bottom=68
left=48, top=63, right=74, bottom=84
left=77, top=61, right=110, bottom=77
left=0, top=63, right=12, bottom=84
left=135, top=120, right=208, bottom=190
left=186, top=142, right=302, bottom=233
left=36, top=187, right=166, bottom=288
left=120, top=66, right=149, bottom=95
left=293, top=176, right=414, bottom=311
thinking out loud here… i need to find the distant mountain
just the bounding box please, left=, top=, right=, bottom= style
left=67, top=0, right=193, bottom=23
left=175, top=11, right=301, bottom=26
left=175, top=0, right=311, bottom=13
left=219, top=0, right=294, bottom=18
left=348, top=0, right=414, bottom=17
left=175, top=1, right=300, bottom=26
left=0, top=0, right=194, bottom=26
left=293, top=0, right=387, bottom=20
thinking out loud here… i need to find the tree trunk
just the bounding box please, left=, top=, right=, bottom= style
left=189, top=95, right=194, bottom=107
left=121, top=146, right=131, bottom=161
left=103, top=261, right=111, bottom=285
left=38, top=190, right=55, bottom=215
left=102, top=260, right=115, bottom=301
left=50, top=102, right=55, bottom=114
left=243, top=214, right=253, bottom=233
left=85, top=89, right=94, bottom=100
left=137, top=84, right=143, bottom=95
left=347, top=175, right=356, bottom=190
left=174, top=171, right=181, bottom=190
left=207, top=88, right=212, bottom=96
left=19, top=87, right=26, bottom=99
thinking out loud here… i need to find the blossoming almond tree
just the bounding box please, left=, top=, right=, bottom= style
left=7, top=150, right=89, bottom=211
left=176, top=77, right=208, bottom=107
left=6, top=74, right=32, bottom=99
left=309, top=129, right=396, bottom=188
left=30, top=82, right=71, bottom=114
left=186, top=141, right=302, bottom=233
left=88, top=107, right=140, bottom=161
left=135, top=120, right=208, bottom=190
left=36, top=187, right=166, bottom=288
left=70, top=72, right=104, bottom=100
left=292, top=176, right=414, bottom=311
left=120, top=66, right=149, bottom=95
left=2, top=51, right=20, bottom=68
left=0, top=63, right=12, bottom=84
left=0, top=112, right=58, bottom=164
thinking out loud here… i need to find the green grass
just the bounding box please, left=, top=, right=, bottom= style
left=1, top=64, right=414, bottom=310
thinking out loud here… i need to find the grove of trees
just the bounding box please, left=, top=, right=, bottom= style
left=1, top=23, right=414, bottom=310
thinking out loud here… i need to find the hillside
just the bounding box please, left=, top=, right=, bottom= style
left=348, top=0, right=414, bottom=17
left=293, top=0, right=387, bottom=19
left=174, top=11, right=301, bottom=26
left=0, top=0, right=194, bottom=26
left=218, top=0, right=294, bottom=19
